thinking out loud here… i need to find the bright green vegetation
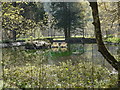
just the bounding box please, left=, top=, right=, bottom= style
left=105, top=37, right=120, bottom=43
left=45, top=44, right=84, bottom=59
left=46, top=50, right=72, bottom=59
left=2, top=48, right=118, bottom=88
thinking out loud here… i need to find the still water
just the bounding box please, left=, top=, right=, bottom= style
left=42, top=44, right=119, bottom=71
left=2, top=44, right=119, bottom=71
left=2, top=43, right=119, bottom=88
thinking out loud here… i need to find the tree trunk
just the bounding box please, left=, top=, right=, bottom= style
left=63, top=2, right=71, bottom=40
left=12, top=2, right=17, bottom=41
left=105, top=30, right=109, bottom=38
left=13, top=30, right=16, bottom=41
left=64, top=27, right=68, bottom=39
left=118, top=1, right=120, bottom=38
left=67, top=3, right=71, bottom=39
left=117, top=1, right=120, bottom=87
left=89, top=2, right=118, bottom=71
left=63, top=3, right=68, bottom=40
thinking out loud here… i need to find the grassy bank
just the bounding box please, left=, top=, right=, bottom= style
left=104, top=37, right=120, bottom=43
left=4, top=61, right=117, bottom=88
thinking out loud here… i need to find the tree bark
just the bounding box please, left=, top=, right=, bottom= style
left=89, top=2, right=118, bottom=71
left=13, top=30, right=16, bottom=41
left=67, top=3, right=71, bottom=39
left=64, top=27, right=68, bottom=39
left=118, top=1, right=120, bottom=38
left=63, top=2, right=71, bottom=40
left=117, top=1, right=120, bottom=87
left=63, top=3, right=68, bottom=40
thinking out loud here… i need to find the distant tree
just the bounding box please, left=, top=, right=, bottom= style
left=16, top=2, right=45, bottom=23
left=98, top=2, right=119, bottom=38
left=2, top=2, right=47, bottom=41
left=51, top=2, right=85, bottom=39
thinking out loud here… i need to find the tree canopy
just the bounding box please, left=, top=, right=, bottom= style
left=50, top=2, right=86, bottom=38
left=2, top=2, right=45, bottom=40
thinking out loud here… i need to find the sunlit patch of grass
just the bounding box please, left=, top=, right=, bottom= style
left=53, top=38, right=65, bottom=40
left=105, top=37, right=120, bottom=43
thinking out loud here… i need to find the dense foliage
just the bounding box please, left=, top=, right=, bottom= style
left=2, top=2, right=37, bottom=40
left=2, top=2, right=46, bottom=41
left=50, top=2, right=86, bottom=38
left=3, top=61, right=117, bottom=88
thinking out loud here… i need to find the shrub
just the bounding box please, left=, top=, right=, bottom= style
left=2, top=48, right=118, bottom=88
left=3, top=60, right=118, bottom=88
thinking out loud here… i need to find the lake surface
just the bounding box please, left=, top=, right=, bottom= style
left=1, top=43, right=119, bottom=88
left=2, top=44, right=119, bottom=71
left=46, top=44, right=119, bottom=71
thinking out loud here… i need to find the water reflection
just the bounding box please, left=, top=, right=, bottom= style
left=2, top=44, right=120, bottom=70
left=2, top=43, right=119, bottom=88
left=47, top=43, right=120, bottom=71
left=51, top=48, right=67, bottom=52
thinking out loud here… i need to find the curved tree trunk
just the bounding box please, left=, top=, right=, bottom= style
left=89, top=2, right=118, bottom=71
left=117, top=1, right=120, bottom=87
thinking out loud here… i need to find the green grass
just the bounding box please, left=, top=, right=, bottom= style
left=53, top=38, right=65, bottom=40
left=50, top=50, right=72, bottom=58
left=71, top=36, right=95, bottom=38
left=105, top=37, right=120, bottom=43
left=2, top=36, right=95, bottom=43
left=44, top=50, right=73, bottom=59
